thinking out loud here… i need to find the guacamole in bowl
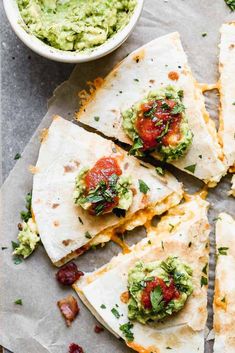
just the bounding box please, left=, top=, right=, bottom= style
left=127, top=256, right=194, bottom=324
left=17, top=0, right=137, bottom=51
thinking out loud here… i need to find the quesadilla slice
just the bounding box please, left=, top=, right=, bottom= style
left=76, top=32, right=226, bottom=186
left=219, top=23, right=235, bottom=196
left=213, top=213, right=235, bottom=353
left=219, top=23, right=235, bottom=172
left=74, top=195, right=210, bottom=352
left=32, top=116, right=183, bottom=266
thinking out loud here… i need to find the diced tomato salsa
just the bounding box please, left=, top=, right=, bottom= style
left=85, top=157, right=122, bottom=214
left=141, top=277, right=180, bottom=310
left=135, top=99, right=182, bottom=151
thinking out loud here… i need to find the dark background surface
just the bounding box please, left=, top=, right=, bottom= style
left=1, top=2, right=73, bottom=352
left=1, top=1, right=74, bottom=182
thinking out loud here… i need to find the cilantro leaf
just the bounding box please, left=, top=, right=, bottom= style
left=155, top=167, right=165, bottom=176
left=111, top=307, right=120, bottom=319
left=202, top=263, right=208, bottom=275
left=14, top=299, right=23, bottom=305
left=225, top=0, right=235, bottom=11
left=94, top=116, right=100, bottom=121
left=85, top=231, right=92, bottom=239
left=119, top=322, right=134, bottom=342
left=171, top=103, right=185, bottom=114
left=14, top=153, right=21, bottom=160
left=184, top=164, right=196, bottom=174
left=129, top=137, right=143, bottom=155
left=20, top=192, right=32, bottom=222
left=218, top=247, right=229, bottom=255
left=100, top=304, right=106, bottom=309
left=138, top=179, right=150, bottom=194
left=150, top=285, right=164, bottom=312
left=201, top=276, right=208, bottom=287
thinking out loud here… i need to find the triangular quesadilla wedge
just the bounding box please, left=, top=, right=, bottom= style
left=213, top=213, right=235, bottom=353
left=32, top=116, right=183, bottom=266
left=219, top=23, right=235, bottom=172
left=76, top=32, right=226, bottom=186
left=218, top=23, right=235, bottom=196
left=74, top=195, right=210, bottom=353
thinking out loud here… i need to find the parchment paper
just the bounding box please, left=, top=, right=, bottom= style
left=1, top=1, right=235, bottom=352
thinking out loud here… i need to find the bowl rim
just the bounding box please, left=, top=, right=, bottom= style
left=3, top=0, right=144, bottom=63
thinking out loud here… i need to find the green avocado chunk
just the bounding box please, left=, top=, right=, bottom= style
left=73, top=168, right=133, bottom=216
left=13, top=218, right=40, bottom=258
left=127, top=256, right=194, bottom=324
left=17, top=0, right=136, bottom=51
left=122, top=86, right=193, bottom=162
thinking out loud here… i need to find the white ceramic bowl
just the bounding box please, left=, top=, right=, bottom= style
left=3, top=0, right=144, bottom=63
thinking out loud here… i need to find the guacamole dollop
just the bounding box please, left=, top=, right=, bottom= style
left=17, top=0, right=137, bottom=51
left=13, top=218, right=40, bottom=258
left=73, top=161, right=133, bottom=217
left=127, top=256, right=193, bottom=324
left=122, top=86, right=193, bottom=161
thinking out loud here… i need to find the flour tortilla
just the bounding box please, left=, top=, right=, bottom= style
left=219, top=23, right=235, bottom=171
left=32, top=116, right=183, bottom=266
left=76, top=32, right=226, bottom=185
left=213, top=213, right=235, bottom=353
left=74, top=195, right=210, bottom=352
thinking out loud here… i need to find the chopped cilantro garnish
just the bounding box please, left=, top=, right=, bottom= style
left=169, top=223, right=174, bottom=232
left=129, top=137, right=143, bottom=155
left=14, top=153, right=21, bottom=160
left=225, top=0, right=235, bottom=11
left=188, top=241, right=192, bottom=248
left=85, top=231, right=92, bottom=239
left=94, top=116, right=100, bottom=122
left=201, top=276, right=208, bottom=287
left=218, top=247, right=229, bottom=255
left=150, top=285, right=164, bottom=312
left=213, top=217, right=222, bottom=222
left=221, top=296, right=226, bottom=303
left=78, top=217, right=84, bottom=225
left=148, top=240, right=152, bottom=245
left=20, top=192, right=32, bottom=222
left=178, top=90, right=184, bottom=99
left=198, top=154, right=202, bottom=159
left=119, top=322, right=134, bottom=342
left=11, top=241, right=19, bottom=250
left=14, top=299, right=23, bottom=305
left=184, top=164, right=196, bottom=174
left=1, top=246, right=8, bottom=250
left=100, top=304, right=106, bottom=309
left=171, top=103, right=185, bottom=114
left=161, top=241, right=164, bottom=250
left=156, top=121, right=170, bottom=142
left=155, top=167, right=165, bottom=176
left=202, top=263, right=208, bottom=275
left=138, top=179, right=150, bottom=194
left=13, top=256, right=23, bottom=265
left=134, top=78, right=139, bottom=82
left=166, top=348, right=172, bottom=350
left=202, top=32, right=207, bottom=37
left=111, top=307, right=120, bottom=319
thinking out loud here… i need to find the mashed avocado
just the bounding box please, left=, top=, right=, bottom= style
left=122, top=86, right=193, bottom=162
left=17, top=0, right=137, bottom=51
left=73, top=167, right=133, bottom=216
left=13, top=218, right=40, bottom=258
left=127, top=256, right=193, bottom=324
